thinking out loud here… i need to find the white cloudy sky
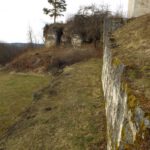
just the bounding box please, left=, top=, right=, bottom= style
left=0, top=0, right=128, bottom=43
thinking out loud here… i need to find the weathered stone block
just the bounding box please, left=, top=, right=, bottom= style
left=45, top=33, right=56, bottom=48
left=71, top=34, right=82, bottom=48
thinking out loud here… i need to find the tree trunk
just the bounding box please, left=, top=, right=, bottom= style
left=54, top=0, right=56, bottom=24
left=94, top=38, right=97, bottom=48
left=54, top=16, right=56, bottom=24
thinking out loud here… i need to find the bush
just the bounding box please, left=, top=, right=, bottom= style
left=49, top=47, right=100, bottom=70
left=66, top=4, right=109, bottom=47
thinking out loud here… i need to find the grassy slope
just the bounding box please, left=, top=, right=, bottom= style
left=0, top=72, right=50, bottom=134
left=112, top=14, right=150, bottom=112
left=111, top=15, right=150, bottom=149
left=8, top=45, right=101, bottom=73
left=0, top=58, right=106, bottom=150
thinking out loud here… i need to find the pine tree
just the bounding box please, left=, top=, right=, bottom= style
left=43, top=0, right=67, bottom=23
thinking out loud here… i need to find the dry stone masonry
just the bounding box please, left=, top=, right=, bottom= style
left=102, top=18, right=150, bottom=150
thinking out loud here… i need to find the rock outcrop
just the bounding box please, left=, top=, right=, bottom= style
left=43, top=24, right=64, bottom=47
left=71, top=34, right=82, bottom=48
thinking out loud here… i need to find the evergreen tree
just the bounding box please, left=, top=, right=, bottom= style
left=43, top=0, right=67, bottom=23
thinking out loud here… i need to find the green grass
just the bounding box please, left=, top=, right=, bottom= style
left=0, top=72, right=50, bottom=134
left=0, top=58, right=106, bottom=150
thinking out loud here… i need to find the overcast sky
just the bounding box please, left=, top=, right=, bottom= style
left=0, top=0, right=128, bottom=43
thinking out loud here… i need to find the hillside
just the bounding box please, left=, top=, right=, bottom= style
left=112, top=14, right=150, bottom=112
left=109, top=14, right=150, bottom=149
left=0, top=72, right=50, bottom=135
left=7, top=45, right=101, bottom=73
left=0, top=13, right=149, bottom=150
left=0, top=58, right=106, bottom=150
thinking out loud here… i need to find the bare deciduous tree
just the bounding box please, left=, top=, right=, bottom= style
left=27, top=26, right=34, bottom=47
left=66, top=4, right=109, bottom=47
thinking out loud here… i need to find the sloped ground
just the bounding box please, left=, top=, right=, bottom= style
left=112, top=14, right=150, bottom=112
left=0, top=72, right=50, bottom=135
left=0, top=58, right=106, bottom=150
left=7, top=47, right=52, bottom=72
left=7, top=45, right=101, bottom=73
left=111, top=14, right=150, bottom=149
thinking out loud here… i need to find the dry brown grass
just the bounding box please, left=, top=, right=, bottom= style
left=0, top=58, right=106, bottom=150
left=113, top=14, right=150, bottom=66
left=112, top=14, right=150, bottom=116
left=50, top=47, right=101, bottom=69
left=110, top=14, right=150, bottom=149
left=7, top=45, right=102, bottom=73
left=7, top=47, right=51, bottom=72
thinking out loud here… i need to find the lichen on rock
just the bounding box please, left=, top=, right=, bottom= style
left=102, top=15, right=150, bottom=149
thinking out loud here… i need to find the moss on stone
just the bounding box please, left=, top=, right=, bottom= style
left=121, top=82, right=128, bottom=93
left=128, top=95, right=137, bottom=109
left=112, top=57, right=122, bottom=67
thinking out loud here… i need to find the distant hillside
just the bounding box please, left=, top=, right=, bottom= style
left=10, top=43, right=44, bottom=48
left=0, top=43, right=24, bottom=65
left=0, top=43, right=44, bottom=66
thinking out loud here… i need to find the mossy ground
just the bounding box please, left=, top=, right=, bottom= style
left=0, top=58, right=106, bottom=150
